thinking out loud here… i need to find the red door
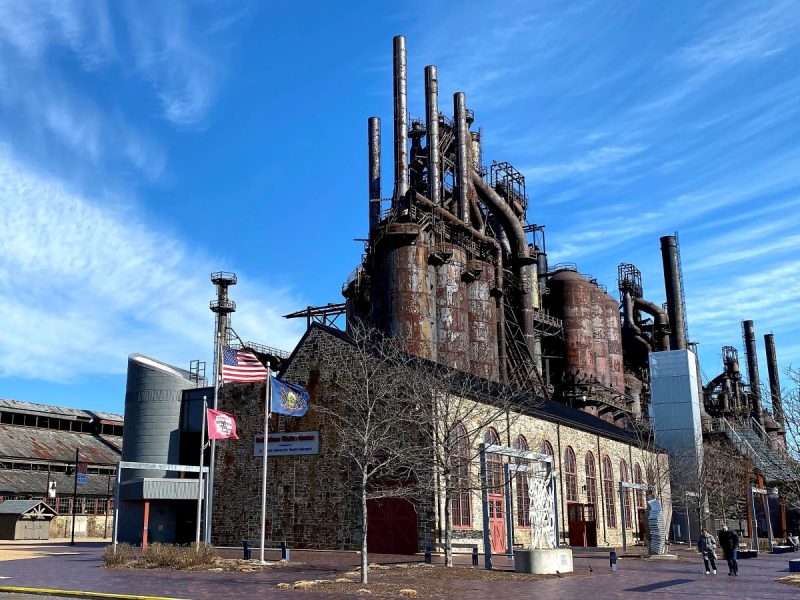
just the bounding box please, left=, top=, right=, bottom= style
left=367, top=497, right=418, bottom=555
left=489, top=496, right=506, bottom=553
left=568, top=503, right=598, bottom=547
left=567, top=503, right=587, bottom=547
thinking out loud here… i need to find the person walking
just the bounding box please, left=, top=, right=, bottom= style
left=718, top=524, right=739, bottom=576
left=698, top=527, right=718, bottom=575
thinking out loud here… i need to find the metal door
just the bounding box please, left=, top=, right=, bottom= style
left=488, top=496, right=506, bottom=553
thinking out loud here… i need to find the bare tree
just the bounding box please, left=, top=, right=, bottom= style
left=776, top=367, right=800, bottom=508
left=315, top=322, right=426, bottom=584
left=406, top=354, right=541, bottom=567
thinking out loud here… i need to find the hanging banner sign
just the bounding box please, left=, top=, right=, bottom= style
left=254, top=431, right=319, bottom=457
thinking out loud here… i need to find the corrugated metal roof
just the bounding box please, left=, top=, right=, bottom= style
left=0, top=425, right=122, bottom=464
left=0, top=469, right=115, bottom=496
left=0, top=398, right=123, bottom=424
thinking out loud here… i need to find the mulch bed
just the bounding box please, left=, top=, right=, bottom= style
left=274, top=562, right=562, bottom=598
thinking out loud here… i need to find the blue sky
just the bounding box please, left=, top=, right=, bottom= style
left=1, top=0, right=799, bottom=415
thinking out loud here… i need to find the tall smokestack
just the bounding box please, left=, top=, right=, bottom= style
left=660, top=235, right=687, bottom=350
left=454, top=92, right=470, bottom=225
left=764, top=333, right=784, bottom=425
left=368, top=117, right=381, bottom=231
left=742, top=319, right=764, bottom=427
left=424, top=65, right=440, bottom=206
left=392, top=35, right=409, bottom=202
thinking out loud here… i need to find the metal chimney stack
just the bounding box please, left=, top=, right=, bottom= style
left=368, top=117, right=381, bottom=231
left=392, top=35, right=409, bottom=202
left=742, top=319, right=764, bottom=427
left=764, top=333, right=784, bottom=426
left=453, top=92, right=470, bottom=225
left=424, top=65, right=440, bottom=205
left=660, top=235, right=687, bottom=350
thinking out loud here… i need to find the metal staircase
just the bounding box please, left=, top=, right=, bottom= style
left=718, top=418, right=795, bottom=482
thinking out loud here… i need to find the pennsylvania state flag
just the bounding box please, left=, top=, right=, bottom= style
left=270, top=377, right=309, bottom=416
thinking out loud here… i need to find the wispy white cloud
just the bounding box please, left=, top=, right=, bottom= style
left=523, top=145, right=646, bottom=184
left=0, top=150, right=304, bottom=382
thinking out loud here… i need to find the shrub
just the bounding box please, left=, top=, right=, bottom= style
left=140, top=543, right=219, bottom=570
left=103, top=543, right=133, bottom=567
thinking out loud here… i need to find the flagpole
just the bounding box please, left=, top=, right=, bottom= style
left=205, top=332, right=221, bottom=543
left=195, top=396, right=208, bottom=549
left=259, top=362, right=272, bottom=564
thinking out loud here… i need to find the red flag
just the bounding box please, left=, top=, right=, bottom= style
left=207, top=408, right=239, bottom=440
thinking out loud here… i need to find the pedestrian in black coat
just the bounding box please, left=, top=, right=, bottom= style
left=718, top=524, right=739, bottom=576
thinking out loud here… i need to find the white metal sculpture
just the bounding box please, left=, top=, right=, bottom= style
left=647, top=498, right=667, bottom=555
left=528, top=464, right=556, bottom=549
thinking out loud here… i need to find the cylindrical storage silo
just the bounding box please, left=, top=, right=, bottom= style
left=467, top=260, right=499, bottom=381
left=545, top=270, right=597, bottom=382
left=604, top=293, right=625, bottom=394
left=122, top=354, right=196, bottom=481
left=591, top=287, right=609, bottom=386
left=378, top=235, right=437, bottom=361
left=436, top=243, right=470, bottom=372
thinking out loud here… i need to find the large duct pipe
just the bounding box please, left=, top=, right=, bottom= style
left=472, top=172, right=528, bottom=259
left=633, top=297, right=670, bottom=351
left=743, top=320, right=764, bottom=427
left=393, top=35, right=409, bottom=201
left=424, top=66, right=441, bottom=206
left=622, top=292, right=651, bottom=355
left=368, top=117, right=381, bottom=231
left=764, top=333, right=784, bottom=426
left=454, top=92, right=470, bottom=225
left=660, top=235, right=687, bottom=350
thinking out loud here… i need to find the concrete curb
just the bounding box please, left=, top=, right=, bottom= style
left=0, top=586, right=188, bottom=600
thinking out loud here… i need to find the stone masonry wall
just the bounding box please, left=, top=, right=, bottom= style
left=212, top=325, right=670, bottom=551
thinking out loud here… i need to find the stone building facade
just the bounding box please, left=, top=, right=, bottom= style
left=211, top=324, right=670, bottom=551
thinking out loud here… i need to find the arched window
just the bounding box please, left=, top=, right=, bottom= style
left=585, top=452, right=598, bottom=521
left=540, top=439, right=554, bottom=474
left=634, top=464, right=645, bottom=511
left=564, top=447, right=578, bottom=502
left=484, top=428, right=502, bottom=493
left=603, top=456, right=617, bottom=528
left=513, top=435, right=530, bottom=526
left=620, top=460, right=632, bottom=528
left=450, top=422, right=471, bottom=527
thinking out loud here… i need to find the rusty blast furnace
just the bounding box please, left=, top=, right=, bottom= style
left=342, top=36, right=790, bottom=435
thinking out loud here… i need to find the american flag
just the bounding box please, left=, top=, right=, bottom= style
left=221, top=346, right=269, bottom=383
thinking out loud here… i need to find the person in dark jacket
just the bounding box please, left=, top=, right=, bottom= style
left=718, top=524, right=739, bottom=576
left=697, top=528, right=718, bottom=574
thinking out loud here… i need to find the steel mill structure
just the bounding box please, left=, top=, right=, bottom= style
left=337, top=36, right=795, bottom=528
left=343, top=36, right=703, bottom=427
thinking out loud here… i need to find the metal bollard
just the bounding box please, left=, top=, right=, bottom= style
left=424, top=545, right=432, bottom=564
left=280, top=541, right=291, bottom=561
left=242, top=541, right=251, bottom=560
left=472, top=547, right=479, bottom=567
left=610, top=550, right=618, bottom=572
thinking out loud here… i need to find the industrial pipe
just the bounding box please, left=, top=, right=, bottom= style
left=368, top=117, right=381, bottom=232
left=622, top=292, right=651, bottom=355
left=633, top=297, right=670, bottom=351
left=764, top=333, right=783, bottom=426
left=424, top=66, right=441, bottom=206
left=393, top=35, right=409, bottom=201
left=660, top=236, right=688, bottom=350
left=454, top=92, right=470, bottom=226
left=743, top=320, right=764, bottom=427
left=472, top=172, right=528, bottom=259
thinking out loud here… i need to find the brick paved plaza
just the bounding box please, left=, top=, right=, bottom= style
left=0, top=540, right=797, bottom=599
